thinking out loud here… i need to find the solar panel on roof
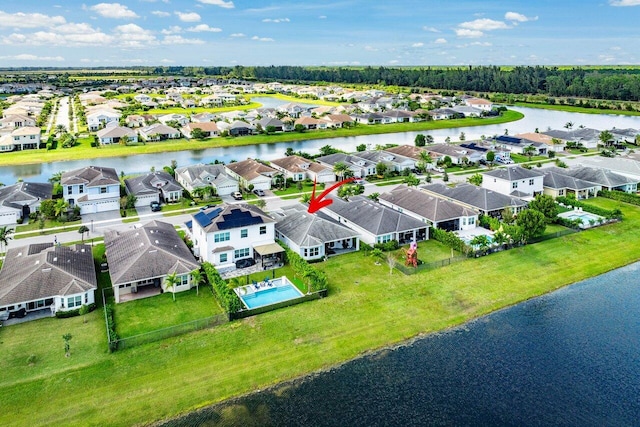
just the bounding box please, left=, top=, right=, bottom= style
left=193, top=207, right=222, bottom=228
left=217, top=209, right=264, bottom=230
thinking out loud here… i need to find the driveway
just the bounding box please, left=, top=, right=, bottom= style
left=82, top=210, right=123, bottom=229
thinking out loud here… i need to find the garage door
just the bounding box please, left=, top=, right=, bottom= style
left=80, top=200, right=120, bottom=214
left=0, top=211, right=17, bottom=226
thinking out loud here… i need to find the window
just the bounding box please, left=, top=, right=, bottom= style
left=84, top=293, right=88, bottom=303
left=214, top=232, right=230, bottom=242
left=67, top=185, right=73, bottom=195
left=234, top=247, right=250, bottom=259
left=220, top=253, right=228, bottom=263
left=259, top=226, right=267, bottom=235
left=180, top=275, right=189, bottom=286
left=462, top=218, right=467, bottom=226
left=30, top=135, right=35, bottom=140
left=377, top=235, right=392, bottom=243
left=512, top=182, right=518, bottom=189
left=79, top=185, right=84, bottom=194
left=100, top=187, right=107, bottom=194
left=529, top=179, right=535, bottom=186
left=67, top=295, right=82, bottom=308
left=469, top=217, right=475, bottom=225
left=304, top=247, right=320, bottom=257
left=13, top=136, right=19, bottom=141
left=559, top=189, right=565, bottom=196
left=241, top=229, right=248, bottom=238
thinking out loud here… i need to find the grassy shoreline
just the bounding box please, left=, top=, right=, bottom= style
left=0, top=198, right=638, bottom=426
left=0, top=111, right=523, bottom=167
left=512, top=102, right=640, bottom=116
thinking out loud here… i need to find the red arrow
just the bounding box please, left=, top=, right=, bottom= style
left=307, top=177, right=356, bottom=214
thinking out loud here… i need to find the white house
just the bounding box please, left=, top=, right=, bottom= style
left=138, top=123, right=181, bottom=141
left=189, top=204, right=283, bottom=270
left=482, top=166, right=544, bottom=199
left=0, top=181, right=52, bottom=225
left=96, top=125, right=138, bottom=145
left=0, top=244, right=97, bottom=320
left=0, top=126, right=41, bottom=151
left=270, top=155, right=335, bottom=183
left=158, top=113, right=189, bottom=127
left=225, top=158, right=280, bottom=191
left=175, top=163, right=238, bottom=196
left=61, top=166, right=121, bottom=214
left=87, top=109, right=121, bottom=131
left=124, top=171, right=183, bottom=207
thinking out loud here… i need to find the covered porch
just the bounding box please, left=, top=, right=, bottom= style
left=253, top=242, right=285, bottom=270
left=324, top=236, right=359, bottom=256
left=399, top=227, right=429, bottom=243
left=115, top=278, right=162, bottom=303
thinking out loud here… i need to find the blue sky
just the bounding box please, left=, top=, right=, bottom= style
left=0, top=0, right=638, bottom=67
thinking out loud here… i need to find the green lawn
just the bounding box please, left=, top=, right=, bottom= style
left=513, top=102, right=640, bottom=116
left=2, top=196, right=639, bottom=426
left=115, top=287, right=224, bottom=338
left=273, top=182, right=321, bottom=196
left=510, top=153, right=549, bottom=163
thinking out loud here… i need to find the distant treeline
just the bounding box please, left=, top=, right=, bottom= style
left=195, top=65, right=640, bottom=102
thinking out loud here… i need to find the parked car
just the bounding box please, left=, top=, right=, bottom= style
left=232, top=191, right=243, bottom=200
left=150, top=201, right=161, bottom=212
left=235, top=258, right=256, bottom=269
left=253, top=189, right=265, bottom=197
left=354, top=178, right=366, bottom=186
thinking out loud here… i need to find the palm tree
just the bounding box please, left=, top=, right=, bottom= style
left=191, top=269, right=203, bottom=296
left=78, top=225, right=89, bottom=243
left=523, top=145, right=537, bottom=161
left=418, top=150, right=432, bottom=172
left=164, top=272, right=179, bottom=302
left=599, top=130, right=614, bottom=149
left=55, top=124, right=67, bottom=135
left=54, top=199, right=68, bottom=219
left=0, top=226, right=14, bottom=252
left=333, top=162, right=349, bottom=180
left=300, top=193, right=311, bottom=204
left=564, top=121, right=574, bottom=130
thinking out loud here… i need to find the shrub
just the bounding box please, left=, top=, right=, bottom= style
left=55, top=303, right=96, bottom=318
left=374, top=240, right=399, bottom=251
left=430, top=227, right=468, bottom=254
left=599, top=189, right=640, bottom=206
left=555, top=196, right=623, bottom=219
left=104, top=303, right=119, bottom=352
left=280, top=242, right=328, bottom=293
left=27, top=355, right=37, bottom=365
left=202, top=262, right=242, bottom=314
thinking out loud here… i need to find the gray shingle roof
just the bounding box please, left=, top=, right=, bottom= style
left=274, top=204, right=359, bottom=247
left=125, top=171, right=183, bottom=197
left=483, top=166, right=543, bottom=181
left=542, top=170, right=597, bottom=191
left=175, top=163, right=235, bottom=189
left=61, top=166, right=119, bottom=187
left=104, top=220, right=199, bottom=286
left=0, top=181, right=52, bottom=209
left=225, top=158, right=278, bottom=181
left=547, top=166, right=638, bottom=188
left=270, top=155, right=331, bottom=174
left=0, top=244, right=96, bottom=307
left=324, top=195, right=426, bottom=235
left=379, top=185, right=478, bottom=223
left=421, top=183, right=526, bottom=213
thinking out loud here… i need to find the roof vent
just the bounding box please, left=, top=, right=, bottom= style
left=53, top=257, right=57, bottom=262
left=35, top=260, right=40, bottom=265
left=42, top=268, right=51, bottom=272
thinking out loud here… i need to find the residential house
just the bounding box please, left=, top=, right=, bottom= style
left=104, top=220, right=199, bottom=303
left=138, top=123, right=181, bottom=141
left=0, top=127, right=41, bottom=151
left=482, top=166, right=544, bottom=199
left=87, top=109, right=121, bottom=131
left=274, top=204, right=360, bottom=260
left=189, top=204, right=283, bottom=270
left=542, top=170, right=599, bottom=199
left=316, top=153, right=377, bottom=178
left=352, top=112, right=387, bottom=125
left=548, top=166, right=638, bottom=193
left=463, top=98, right=493, bottom=111
left=125, top=171, right=183, bottom=207
left=96, top=125, right=138, bottom=145
left=225, top=158, right=280, bottom=191
left=61, top=166, right=120, bottom=214
left=175, top=163, right=238, bottom=196
left=379, top=185, right=479, bottom=232
left=542, top=128, right=601, bottom=149
left=321, top=114, right=354, bottom=128
left=133, top=94, right=152, bottom=103
left=383, top=110, right=415, bottom=123
left=181, top=122, right=220, bottom=139
left=228, top=120, right=255, bottom=136
left=158, top=113, right=189, bottom=127
left=191, top=112, right=217, bottom=123
left=421, top=183, right=527, bottom=218
left=321, top=195, right=428, bottom=245
left=355, top=150, right=416, bottom=173
left=0, top=114, right=36, bottom=129
left=254, top=117, right=285, bottom=132
left=515, top=132, right=563, bottom=151
left=609, top=128, right=639, bottom=145
left=277, top=102, right=309, bottom=118
left=492, top=135, right=547, bottom=156
left=294, top=116, right=327, bottom=130
left=125, top=114, right=146, bottom=128
left=270, top=155, right=335, bottom=183
left=451, top=106, right=484, bottom=118
left=427, top=144, right=484, bottom=165
left=0, top=181, right=53, bottom=225
left=0, top=243, right=97, bottom=319
left=579, top=156, right=640, bottom=181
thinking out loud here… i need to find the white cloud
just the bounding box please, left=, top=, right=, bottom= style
left=230, top=33, right=245, bottom=37
left=113, top=23, right=156, bottom=48
left=162, top=35, right=205, bottom=44
left=389, top=60, right=399, bottom=64
left=90, top=3, right=139, bottom=19
left=459, top=18, right=510, bottom=31
left=0, top=11, right=66, bottom=28
left=611, top=46, right=622, bottom=50
left=262, top=18, right=290, bottom=23
left=187, top=24, right=222, bottom=32
left=364, top=45, right=378, bottom=52
left=422, top=26, right=440, bottom=33
left=609, top=0, right=640, bottom=5
left=434, top=38, right=447, bottom=44
left=251, top=35, right=274, bottom=42
left=196, top=0, right=235, bottom=8
left=175, top=11, right=201, bottom=22
left=455, top=28, right=484, bottom=38
left=470, top=41, right=492, bottom=46
left=411, top=42, right=424, bottom=48
left=161, top=26, right=182, bottom=35
left=319, top=15, right=327, bottom=19
left=505, top=12, right=538, bottom=22
left=1, top=21, right=114, bottom=46
left=151, top=10, right=171, bottom=17
left=160, top=58, right=175, bottom=63
left=0, top=54, right=64, bottom=61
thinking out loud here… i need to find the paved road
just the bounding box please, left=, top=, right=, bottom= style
left=54, top=96, right=70, bottom=132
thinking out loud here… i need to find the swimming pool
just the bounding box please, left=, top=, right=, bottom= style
left=236, top=277, right=304, bottom=310
left=558, top=211, right=604, bottom=228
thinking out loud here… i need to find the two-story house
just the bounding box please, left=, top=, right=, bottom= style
left=188, top=204, right=283, bottom=270
left=482, top=166, right=544, bottom=200
left=224, top=159, right=280, bottom=191
left=87, top=109, right=121, bottom=131
left=61, top=166, right=121, bottom=214
left=270, top=155, right=335, bottom=183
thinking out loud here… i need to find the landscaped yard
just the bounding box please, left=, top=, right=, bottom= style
left=273, top=181, right=322, bottom=196
left=2, top=196, right=638, bottom=426
left=114, top=287, right=224, bottom=338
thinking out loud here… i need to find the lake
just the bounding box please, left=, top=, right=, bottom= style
left=162, top=262, right=640, bottom=427
left=1, top=105, right=640, bottom=184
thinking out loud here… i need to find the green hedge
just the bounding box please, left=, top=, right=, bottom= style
left=430, top=227, right=469, bottom=253
left=203, top=262, right=242, bottom=314
left=55, top=303, right=96, bottom=319
left=105, top=303, right=119, bottom=352
left=280, top=242, right=328, bottom=293
left=599, top=189, right=640, bottom=206
left=556, top=196, right=623, bottom=219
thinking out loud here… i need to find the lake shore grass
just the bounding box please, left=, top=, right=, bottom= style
left=0, top=111, right=523, bottom=168
left=0, top=197, right=638, bottom=426
left=512, top=102, right=640, bottom=116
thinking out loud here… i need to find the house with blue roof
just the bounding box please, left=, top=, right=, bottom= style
left=188, top=203, right=283, bottom=271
